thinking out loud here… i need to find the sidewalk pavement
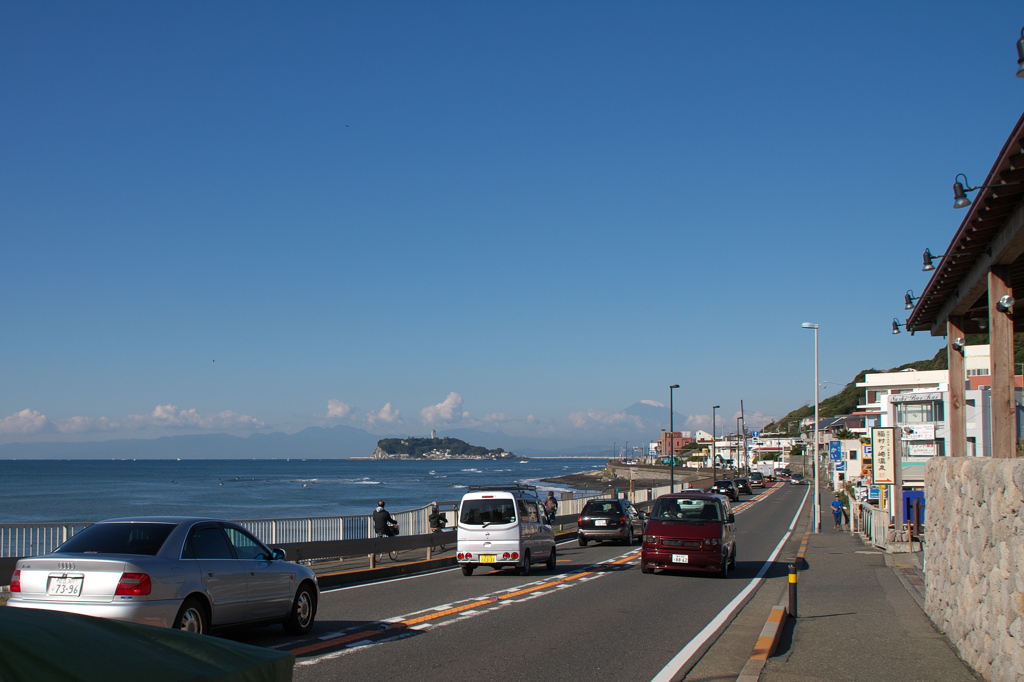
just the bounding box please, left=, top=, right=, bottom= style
left=755, top=527, right=980, bottom=682
left=685, top=497, right=982, bottom=682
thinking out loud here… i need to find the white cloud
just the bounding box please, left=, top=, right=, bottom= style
left=568, top=409, right=645, bottom=430
left=420, top=392, right=465, bottom=425
left=367, top=403, right=402, bottom=426
left=0, top=409, right=55, bottom=435
left=0, top=405, right=266, bottom=438
left=325, top=400, right=354, bottom=419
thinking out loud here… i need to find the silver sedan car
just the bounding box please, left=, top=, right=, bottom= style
left=7, top=517, right=318, bottom=636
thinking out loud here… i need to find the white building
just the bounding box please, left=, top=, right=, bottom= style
left=851, top=345, right=1021, bottom=491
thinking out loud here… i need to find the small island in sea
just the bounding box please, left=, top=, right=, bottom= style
left=369, top=436, right=519, bottom=461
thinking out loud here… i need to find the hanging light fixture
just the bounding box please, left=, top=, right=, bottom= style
left=1016, top=27, right=1024, bottom=78
left=892, top=318, right=903, bottom=335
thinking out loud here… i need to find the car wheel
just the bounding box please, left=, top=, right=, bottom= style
left=728, top=547, right=737, bottom=569
left=517, top=551, right=531, bottom=576
left=546, top=546, right=556, bottom=571
left=174, top=597, right=208, bottom=634
left=578, top=535, right=588, bottom=547
left=625, top=527, right=634, bottom=546
left=641, top=564, right=654, bottom=574
left=284, top=583, right=317, bottom=635
left=717, top=556, right=730, bottom=578
left=461, top=563, right=475, bottom=576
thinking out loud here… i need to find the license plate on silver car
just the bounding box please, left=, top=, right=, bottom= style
left=47, top=575, right=83, bottom=596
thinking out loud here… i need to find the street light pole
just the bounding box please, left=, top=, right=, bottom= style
left=801, top=322, right=821, bottom=533
left=669, top=385, right=679, bottom=493
left=712, top=405, right=720, bottom=484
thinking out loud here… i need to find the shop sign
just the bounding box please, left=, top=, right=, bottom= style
left=871, top=427, right=896, bottom=485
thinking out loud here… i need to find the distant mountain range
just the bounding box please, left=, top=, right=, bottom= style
left=0, top=401, right=701, bottom=460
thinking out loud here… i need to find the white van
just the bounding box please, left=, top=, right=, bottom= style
left=456, top=484, right=557, bottom=576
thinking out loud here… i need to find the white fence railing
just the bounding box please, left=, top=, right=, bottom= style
left=1, top=484, right=688, bottom=559
left=856, top=501, right=890, bottom=549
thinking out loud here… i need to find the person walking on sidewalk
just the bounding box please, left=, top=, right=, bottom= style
left=831, top=494, right=844, bottom=530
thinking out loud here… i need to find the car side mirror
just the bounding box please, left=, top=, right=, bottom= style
left=639, top=511, right=646, bottom=520
left=727, top=514, right=735, bottom=524
left=270, top=547, right=287, bottom=561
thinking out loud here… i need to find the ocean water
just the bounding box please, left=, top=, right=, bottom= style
left=0, top=458, right=607, bottom=524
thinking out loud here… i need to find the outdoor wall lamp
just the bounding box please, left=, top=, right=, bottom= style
left=1017, top=27, right=1024, bottom=78
left=953, top=174, right=976, bottom=208
left=922, top=246, right=991, bottom=271
left=892, top=318, right=904, bottom=335
left=997, top=294, right=1015, bottom=313
left=951, top=337, right=966, bottom=353
left=953, top=173, right=1022, bottom=209
left=922, top=248, right=945, bottom=271
left=905, top=290, right=919, bottom=310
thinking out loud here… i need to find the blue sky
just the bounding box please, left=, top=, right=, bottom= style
left=2, top=1, right=1022, bottom=446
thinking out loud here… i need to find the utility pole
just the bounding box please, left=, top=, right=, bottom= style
left=740, top=399, right=748, bottom=474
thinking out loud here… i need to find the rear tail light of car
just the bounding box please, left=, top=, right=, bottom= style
left=577, top=515, right=583, bottom=525
left=458, top=552, right=473, bottom=560
left=619, top=515, right=627, bottom=526
left=10, top=569, right=20, bottom=593
left=114, top=572, right=152, bottom=596
left=500, top=551, right=520, bottom=560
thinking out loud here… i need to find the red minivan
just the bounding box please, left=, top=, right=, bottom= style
left=640, top=492, right=736, bottom=577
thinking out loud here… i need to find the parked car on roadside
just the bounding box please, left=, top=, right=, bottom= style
left=733, top=478, right=752, bottom=495
left=577, top=498, right=645, bottom=546
left=747, top=472, right=766, bottom=488
left=640, top=492, right=737, bottom=577
left=710, top=479, right=739, bottom=501
left=7, top=517, right=319, bottom=636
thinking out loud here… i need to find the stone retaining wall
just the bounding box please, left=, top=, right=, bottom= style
left=924, top=458, right=1024, bottom=681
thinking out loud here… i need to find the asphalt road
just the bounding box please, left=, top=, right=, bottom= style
left=229, top=483, right=810, bottom=682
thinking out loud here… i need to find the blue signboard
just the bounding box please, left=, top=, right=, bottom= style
left=752, top=431, right=758, bottom=438
left=903, top=490, right=925, bottom=524
left=829, top=440, right=842, bottom=461
left=869, top=486, right=881, bottom=500
left=835, top=460, right=846, bottom=472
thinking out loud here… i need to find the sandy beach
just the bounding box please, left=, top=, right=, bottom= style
left=540, top=467, right=670, bottom=493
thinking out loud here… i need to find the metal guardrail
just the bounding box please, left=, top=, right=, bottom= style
left=0, top=482, right=689, bottom=579
left=856, top=501, right=890, bottom=549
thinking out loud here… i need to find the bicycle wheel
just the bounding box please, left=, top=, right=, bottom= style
left=388, top=549, right=400, bottom=561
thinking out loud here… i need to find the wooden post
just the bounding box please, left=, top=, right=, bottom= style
left=947, top=316, right=967, bottom=457
left=989, top=266, right=1015, bottom=458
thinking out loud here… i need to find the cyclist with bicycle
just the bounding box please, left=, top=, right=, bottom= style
left=373, top=500, right=399, bottom=537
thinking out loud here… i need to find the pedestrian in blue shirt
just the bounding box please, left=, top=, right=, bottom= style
left=831, top=495, right=844, bottom=530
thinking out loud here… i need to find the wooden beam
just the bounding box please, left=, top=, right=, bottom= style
left=947, top=316, right=966, bottom=457
left=989, top=266, right=1016, bottom=457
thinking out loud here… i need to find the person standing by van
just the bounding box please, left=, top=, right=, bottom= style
left=543, top=491, right=558, bottom=524
left=374, top=500, right=399, bottom=537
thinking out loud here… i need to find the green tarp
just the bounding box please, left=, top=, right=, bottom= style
left=0, top=607, right=293, bottom=682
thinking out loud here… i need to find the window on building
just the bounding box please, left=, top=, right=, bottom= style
left=895, top=401, right=943, bottom=424
left=966, top=369, right=990, bottom=377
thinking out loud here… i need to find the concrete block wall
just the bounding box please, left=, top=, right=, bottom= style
left=924, top=458, right=1024, bottom=681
